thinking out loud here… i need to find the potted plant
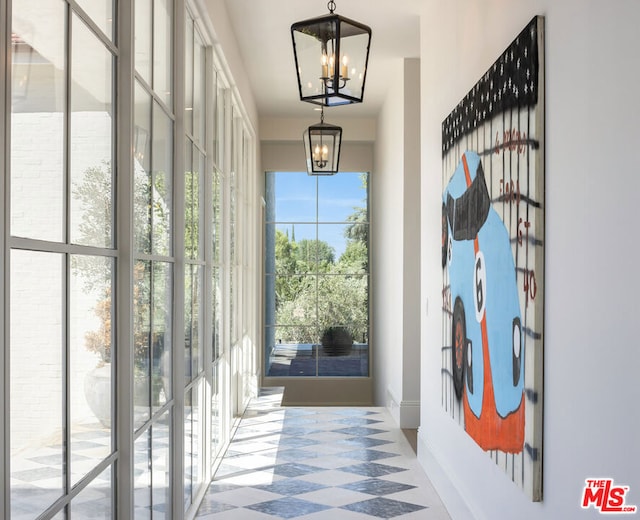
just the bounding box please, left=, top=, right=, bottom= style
left=82, top=274, right=167, bottom=427
left=320, top=326, right=353, bottom=356
left=75, top=163, right=170, bottom=426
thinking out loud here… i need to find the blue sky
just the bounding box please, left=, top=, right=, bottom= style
left=270, top=171, right=367, bottom=259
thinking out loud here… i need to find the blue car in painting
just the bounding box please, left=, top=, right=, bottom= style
left=442, top=150, right=524, bottom=452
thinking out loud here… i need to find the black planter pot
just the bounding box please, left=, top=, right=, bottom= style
left=321, top=326, right=353, bottom=356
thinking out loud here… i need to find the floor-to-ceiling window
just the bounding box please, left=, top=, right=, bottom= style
left=230, top=108, right=257, bottom=411
left=9, top=1, right=116, bottom=518
left=132, top=0, right=174, bottom=515
left=210, top=67, right=225, bottom=474
left=264, top=172, right=370, bottom=378
left=3, top=0, right=258, bottom=518
left=183, top=8, right=206, bottom=513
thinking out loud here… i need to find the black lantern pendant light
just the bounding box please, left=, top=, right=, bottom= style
left=291, top=0, right=372, bottom=107
left=304, top=107, right=342, bottom=175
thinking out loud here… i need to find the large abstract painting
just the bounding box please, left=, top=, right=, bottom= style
left=441, top=16, right=544, bottom=501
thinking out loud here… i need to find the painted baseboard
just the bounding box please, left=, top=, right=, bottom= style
left=387, top=386, right=420, bottom=428
left=417, top=430, right=476, bottom=520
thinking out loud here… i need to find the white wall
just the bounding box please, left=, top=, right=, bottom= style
left=261, top=141, right=374, bottom=174
left=372, top=58, right=421, bottom=428
left=419, top=1, right=640, bottom=519
left=373, top=59, right=405, bottom=410
left=401, top=58, right=421, bottom=426
left=260, top=116, right=377, bottom=143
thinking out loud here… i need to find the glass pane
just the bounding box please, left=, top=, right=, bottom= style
left=318, top=223, right=368, bottom=273
left=196, top=151, right=205, bottom=259
left=184, top=140, right=194, bottom=259
left=209, top=70, right=218, bottom=153
left=134, top=260, right=151, bottom=429
left=299, top=227, right=335, bottom=271
left=135, top=0, right=152, bottom=83
left=152, top=102, right=173, bottom=256
left=318, top=172, right=368, bottom=222
left=210, top=363, right=220, bottom=461
left=152, top=413, right=171, bottom=519
left=275, top=274, right=317, bottom=326
left=230, top=270, right=235, bottom=345
left=193, top=30, right=205, bottom=145
left=266, top=171, right=317, bottom=223
left=193, top=381, right=204, bottom=497
left=194, top=266, right=204, bottom=375
left=264, top=223, right=318, bottom=275
left=75, top=0, right=114, bottom=40
left=183, top=389, right=192, bottom=510
left=215, top=83, right=224, bottom=168
left=70, top=466, right=113, bottom=519
left=184, top=267, right=193, bottom=380
left=11, top=1, right=65, bottom=242
left=212, top=171, right=221, bottom=265
left=318, top=274, right=368, bottom=327
left=134, top=82, right=152, bottom=254
left=230, top=111, right=237, bottom=175
left=70, top=14, right=114, bottom=248
left=317, top=322, right=368, bottom=378
left=338, top=28, right=369, bottom=101
left=184, top=382, right=204, bottom=510
left=184, top=14, right=194, bottom=136
left=154, top=0, right=173, bottom=107
left=266, top=326, right=318, bottom=377
left=70, top=255, right=113, bottom=486
left=153, top=262, right=172, bottom=411
left=10, top=250, right=64, bottom=518
left=318, top=335, right=368, bottom=377
left=185, top=146, right=203, bottom=261
left=230, top=170, right=236, bottom=250
left=185, top=265, right=202, bottom=380
left=212, top=265, right=221, bottom=360
left=134, top=429, right=152, bottom=519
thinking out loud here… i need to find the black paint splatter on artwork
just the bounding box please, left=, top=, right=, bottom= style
left=442, top=17, right=540, bottom=156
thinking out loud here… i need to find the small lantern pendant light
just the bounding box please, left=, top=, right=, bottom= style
left=291, top=0, right=372, bottom=107
left=304, top=107, right=342, bottom=175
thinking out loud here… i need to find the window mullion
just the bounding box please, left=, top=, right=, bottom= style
left=1, top=0, right=9, bottom=512
left=315, top=175, right=319, bottom=376
left=202, top=42, right=215, bottom=486
left=115, top=0, right=136, bottom=516
left=172, top=0, right=187, bottom=517
left=63, top=2, right=72, bottom=504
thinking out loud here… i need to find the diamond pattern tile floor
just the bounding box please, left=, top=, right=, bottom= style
left=196, top=389, right=451, bottom=520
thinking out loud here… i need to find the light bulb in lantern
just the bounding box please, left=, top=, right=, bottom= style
left=341, top=55, right=349, bottom=78
left=321, top=53, right=329, bottom=78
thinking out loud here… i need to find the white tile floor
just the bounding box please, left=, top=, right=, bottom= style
left=196, top=389, right=451, bottom=520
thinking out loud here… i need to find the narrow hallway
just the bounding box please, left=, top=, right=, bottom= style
left=195, top=389, right=451, bottom=519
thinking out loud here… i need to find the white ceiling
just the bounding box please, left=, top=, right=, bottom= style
left=221, top=0, right=422, bottom=119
